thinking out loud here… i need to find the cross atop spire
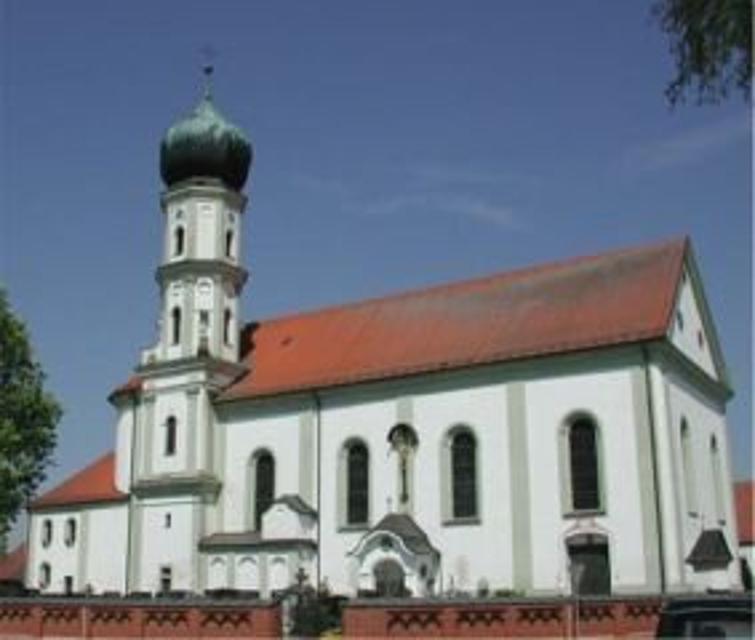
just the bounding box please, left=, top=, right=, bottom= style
left=202, top=63, right=214, bottom=101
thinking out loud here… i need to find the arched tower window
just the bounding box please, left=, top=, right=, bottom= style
left=569, top=418, right=600, bottom=511
left=223, top=309, right=232, bottom=346
left=451, top=430, right=478, bottom=519
left=173, top=226, right=185, bottom=257
left=346, top=441, right=369, bottom=525
left=681, top=418, right=697, bottom=514
left=225, top=230, right=234, bottom=258
left=254, top=452, right=275, bottom=531
left=165, top=416, right=177, bottom=456
left=171, top=307, right=182, bottom=345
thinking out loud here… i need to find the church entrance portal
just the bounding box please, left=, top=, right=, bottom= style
left=374, top=559, right=406, bottom=597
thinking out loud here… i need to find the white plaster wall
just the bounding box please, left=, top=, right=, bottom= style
left=220, top=408, right=303, bottom=532
left=150, top=389, right=190, bottom=475
left=136, top=498, right=198, bottom=592
left=665, top=371, right=740, bottom=591
left=115, top=406, right=133, bottom=492
left=196, top=201, right=218, bottom=259
left=318, top=380, right=511, bottom=596
left=525, top=367, right=647, bottom=594
left=669, top=269, right=718, bottom=380
left=28, top=511, right=81, bottom=593
left=413, top=382, right=510, bottom=594
left=263, top=505, right=315, bottom=540
left=236, top=556, right=260, bottom=590
left=83, top=504, right=128, bottom=592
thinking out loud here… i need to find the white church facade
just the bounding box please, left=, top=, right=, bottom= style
left=25, top=80, right=742, bottom=600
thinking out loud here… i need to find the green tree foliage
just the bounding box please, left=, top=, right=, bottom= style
left=653, top=0, right=752, bottom=105
left=0, top=289, right=60, bottom=541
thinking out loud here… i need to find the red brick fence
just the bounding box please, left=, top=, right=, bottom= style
left=0, top=597, right=281, bottom=638
left=343, top=595, right=665, bottom=637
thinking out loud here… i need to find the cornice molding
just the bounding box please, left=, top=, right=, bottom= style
left=155, top=260, right=248, bottom=291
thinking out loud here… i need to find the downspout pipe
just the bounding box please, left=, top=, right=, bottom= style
left=642, top=345, right=667, bottom=594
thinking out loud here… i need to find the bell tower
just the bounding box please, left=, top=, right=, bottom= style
left=147, top=65, right=253, bottom=366
left=126, top=69, right=253, bottom=593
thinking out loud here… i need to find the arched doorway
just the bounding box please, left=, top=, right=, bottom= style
left=374, top=559, right=406, bottom=597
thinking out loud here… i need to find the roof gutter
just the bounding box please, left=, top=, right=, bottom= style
left=642, top=345, right=667, bottom=594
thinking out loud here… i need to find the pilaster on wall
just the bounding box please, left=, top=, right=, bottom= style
left=507, top=382, right=533, bottom=593
left=630, top=367, right=663, bottom=593
left=648, top=363, right=686, bottom=591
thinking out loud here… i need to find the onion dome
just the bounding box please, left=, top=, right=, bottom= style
left=160, top=67, right=252, bottom=191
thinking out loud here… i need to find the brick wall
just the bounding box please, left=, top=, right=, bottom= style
left=343, top=596, right=664, bottom=638
left=0, top=598, right=281, bottom=638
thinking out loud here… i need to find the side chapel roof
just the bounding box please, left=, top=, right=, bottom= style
left=30, top=452, right=126, bottom=510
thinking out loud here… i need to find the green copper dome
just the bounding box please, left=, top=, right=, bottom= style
left=160, top=93, right=252, bottom=191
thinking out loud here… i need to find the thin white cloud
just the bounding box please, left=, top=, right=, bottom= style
left=623, top=114, right=750, bottom=173
left=359, top=192, right=518, bottom=228
left=408, top=164, right=541, bottom=188
left=290, top=173, right=352, bottom=198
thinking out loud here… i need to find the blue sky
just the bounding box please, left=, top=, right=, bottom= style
left=1, top=1, right=751, bottom=541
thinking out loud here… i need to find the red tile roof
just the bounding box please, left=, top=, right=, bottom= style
left=735, top=481, right=754, bottom=545
left=30, top=452, right=127, bottom=510
left=108, top=375, right=142, bottom=402
left=219, top=238, right=687, bottom=401
left=0, top=544, right=26, bottom=583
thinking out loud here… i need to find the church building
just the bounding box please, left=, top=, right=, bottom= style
left=24, top=79, right=742, bottom=600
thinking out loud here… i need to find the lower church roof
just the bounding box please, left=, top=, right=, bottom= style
left=30, top=452, right=126, bottom=510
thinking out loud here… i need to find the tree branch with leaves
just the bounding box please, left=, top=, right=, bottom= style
left=0, top=289, right=60, bottom=547
left=653, top=0, right=752, bottom=105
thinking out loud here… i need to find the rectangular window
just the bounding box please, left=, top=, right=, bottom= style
left=64, top=576, right=74, bottom=595
left=160, top=566, right=172, bottom=594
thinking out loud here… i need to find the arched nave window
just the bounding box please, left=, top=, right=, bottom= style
left=451, top=429, right=478, bottom=519
left=346, top=441, right=369, bottom=525
left=567, top=417, right=601, bottom=512
left=250, top=451, right=275, bottom=531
